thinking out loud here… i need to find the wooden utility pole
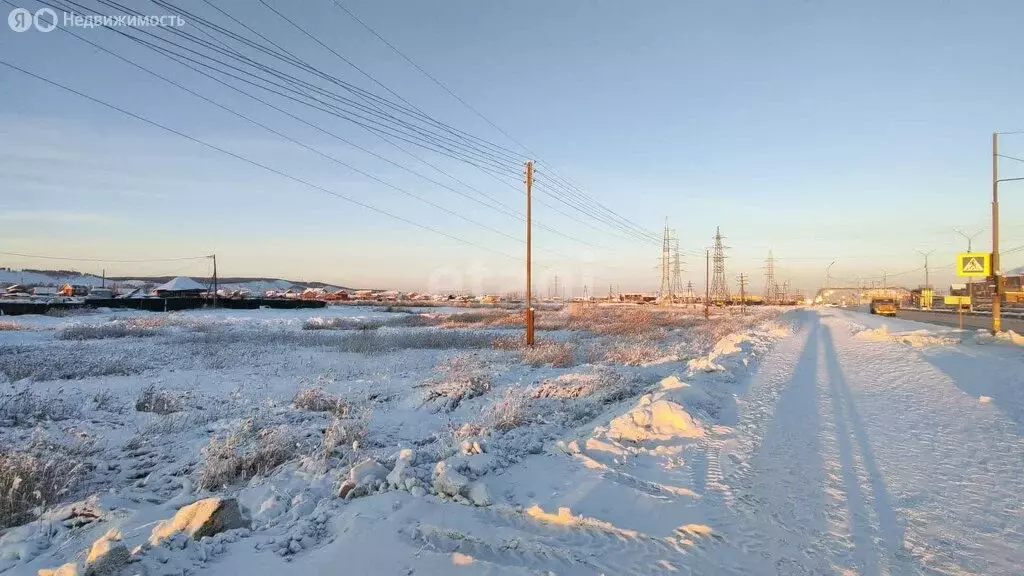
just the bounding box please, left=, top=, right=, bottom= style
left=525, top=161, right=535, bottom=346
left=704, top=249, right=710, bottom=319
left=211, top=254, right=218, bottom=309
left=101, top=268, right=105, bottom=288
left=992, top=132, right=1002, bottom=334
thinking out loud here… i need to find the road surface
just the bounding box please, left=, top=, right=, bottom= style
left=896, top=308, right=1024, bottom=332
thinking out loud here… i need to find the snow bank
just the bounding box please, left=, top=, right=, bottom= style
left=606, top=395, right=704, bottom=442
left=855, top=324, right=958, bottom=348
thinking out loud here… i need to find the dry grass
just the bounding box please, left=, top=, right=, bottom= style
left=417, top=355, right=492, bottom=412
left=522, top=340, right=576, bottom=367
left=0, top=321, right=23, bottom=331
left=135, top=385, right=186, bottom=415
left=292, top=385, right=348, bottom=416
left=198, top=417, right=303, bottom=490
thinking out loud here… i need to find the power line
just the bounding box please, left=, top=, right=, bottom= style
left=0, top=251, right=210, bottom=263
left=0, top=58, right=522, bottom=262
left=80, top=0, right=649, bottom=246
left=259, top=0, right=661, bottom=244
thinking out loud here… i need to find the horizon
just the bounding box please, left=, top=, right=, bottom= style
left=2, top=0, right=1024, bottom=295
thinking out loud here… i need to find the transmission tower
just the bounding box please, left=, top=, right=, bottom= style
left=671, top=234, right=684, bottom=301
left=763, top=251, right=778, bottom=305
left=658, top=219, right=672, bottom=301
left=709, top=226, right=730, bottom=303
left=684, top=281, right=696, bottom=306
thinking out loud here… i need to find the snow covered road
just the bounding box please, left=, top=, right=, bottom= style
left=719, top=309, right=1024, bottom=575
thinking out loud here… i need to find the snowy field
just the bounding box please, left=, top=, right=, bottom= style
left=0, top=305, right=1021, bottom=575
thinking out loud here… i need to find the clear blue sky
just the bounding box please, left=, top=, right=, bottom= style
left=2, top=0, right=1023, bottom=294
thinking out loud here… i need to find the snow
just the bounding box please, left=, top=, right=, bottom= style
left=3, top=305, right=1023, bottom=575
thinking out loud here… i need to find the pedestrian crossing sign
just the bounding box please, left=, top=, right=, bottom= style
left=957, top=253, right=990, bottom=277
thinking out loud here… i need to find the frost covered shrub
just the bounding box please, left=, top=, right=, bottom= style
left=522, top=340, right=576, bottom=367
left=292, top=386, right=348, bottom=416
left=0, top=388, right=79, bottom=426
left=482, top=387, right=532, bottom=432
left=303, top=317, right=383, bottom=331
left=532, top=369, right=627, bottom=401
left=135, top=385, right=186, bottom=415
left=307, top=408, right=371, bottom=470
left=199, top=417, right=302, bottom=489
left=418, top=355, right=491, bottom=412
left=57, top=320, right=160, bottom=341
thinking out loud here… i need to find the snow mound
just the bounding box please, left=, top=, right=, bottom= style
left=606, top=395, right=704, bottom=442
left=979, top=395, right=993, bottom=404
left=855, top=325, right=957, bottom=348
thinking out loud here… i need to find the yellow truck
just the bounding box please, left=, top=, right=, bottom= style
left=869, top=297, right=898, bottom=317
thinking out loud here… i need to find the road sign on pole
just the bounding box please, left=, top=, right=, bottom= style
left=956, top=253, right=991, bottom=277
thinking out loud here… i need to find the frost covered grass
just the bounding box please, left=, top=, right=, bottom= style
left=601, top=341, right=665, bottom=366
left=522, top=340, right=577, bottom=367
left=57, top=319, right=162, bottom=341
left=0, top=344, right=155, bottom=381
left=491, top=337, right=577, bottom=367
left=192, top=327, right=497, bottom=353
left=0, top=388, right=80, bottom=425
left=303, top=317, right=384, bottom=331
left=0, top=321, right=23, bottom=331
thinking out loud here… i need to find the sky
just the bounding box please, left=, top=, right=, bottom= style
left=1, top=0, right=1023, bottom=295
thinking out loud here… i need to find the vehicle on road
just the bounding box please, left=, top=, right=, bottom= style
left=870, top=297, right=898, bottom=317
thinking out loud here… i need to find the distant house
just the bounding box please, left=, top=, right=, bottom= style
left=377, top=290, right=401, bottom=302
left=300, top=288, right=327, bottom=300
left=59, top=284, right=90, bottom=297
left=352, top=289, right=374, bottom=300
left=153, top=276, right=207, bottom=298
left=32, top=286, right=58, bottom=296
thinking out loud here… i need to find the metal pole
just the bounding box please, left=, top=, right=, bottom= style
left=525, top=161, right=535, bottom=346
left=704, top=249, right=710, bottom=319
left=992, top=133, right=1001, bottom=334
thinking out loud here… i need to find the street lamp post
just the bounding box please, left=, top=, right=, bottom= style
left=993, top=131, right=1024, bottom=334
